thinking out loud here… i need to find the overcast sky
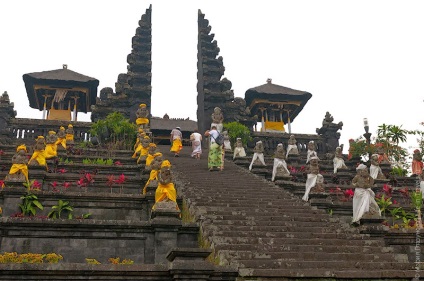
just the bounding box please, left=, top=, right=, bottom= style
left=1, top=0, right=423, bottom=150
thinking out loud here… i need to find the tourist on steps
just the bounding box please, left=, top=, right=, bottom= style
left=190, top=129, right=202, bottom=159
left=170, top=126, right=183, bottom=157
left=204, top=125, right=223, bottom=171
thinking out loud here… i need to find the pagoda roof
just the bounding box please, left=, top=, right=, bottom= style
left=245, top=80, right=312, bottom=123
left=23, top=66, right=99, bottom=113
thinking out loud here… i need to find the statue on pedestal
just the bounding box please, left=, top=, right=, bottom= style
left=145, top=143, right=162, bottom=169
left=56, top=126, right=67, bottom=150
left=211, top=107, right=224, bottom=133
left=5, top=144, right=29, bottom=182
left=412, top=149, right=423, bottom=176
left=249, top=140, right=266, bottom=170
left=152, top=160, right=179, bottom=211
left=286, top=135, right=299, bottom=158
left=306, top=141, right=317, bottom=164
left=272, top=143, right=290, bottom=181
left=351, top=164, right=381, bottom=224
left=136, top=103, right=150, bottom=129
left=222, top=131, right=232, bottom=152
left=66, top=124, right=75, bottom=145
left=233, top=138, right=246, bottom=159
left=45, top=131, right=58, bottom=159
left=333, top=146, right=348, bottom=173
left=370, top=154, right=386, bottom=180
left=28, top=136, right=47, bottom=166
left=143, top=154, right=163, bottom=194
left=302, top=156, right=324, bottom=201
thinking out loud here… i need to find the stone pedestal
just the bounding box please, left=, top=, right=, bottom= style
left=359, top=216, right=388, bottom=237
left=167, top=248, right=214, bottom=281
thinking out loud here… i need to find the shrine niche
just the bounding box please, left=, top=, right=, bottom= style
left=23, top=64, right=99, bottom=121
left=245, top=79, right=312, bottom=133
left=91, top=5, right=152, bottom=123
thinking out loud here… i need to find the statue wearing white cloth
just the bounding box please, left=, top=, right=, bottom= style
left=369, top=154, right=386, bottom=180
left=351, top=164, right=381, bottom=224
left=272, top=143, right=290, bottom=181
left=302, top=156, right=324, bottom=201
left=249, top=140, right=266, bottom=170
left=286, top=135, right=299, bottom=158
left=333, top=146, right=348, bottom=173
left=233, top=138, right=246, bottom=159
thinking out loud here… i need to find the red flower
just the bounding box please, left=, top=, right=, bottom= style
left=0, top=180, right=4, bottom=188
left=0, top=150, right=4, bottom=156
left=115, top=174, right=126, bottom=184
left=382, top=184, right=393, bottom=197
left=114, top=161, right=123, bottom=166
left=398, top=187, right=409, bottom=197
left=63, top=182, right=71, bottom=189
left=77, top=178, right=87, bottom=187
left=57, top=168, right=67, bottom=174
left=107, top=175, right=115, bottom=187
left=392, top=199, right=398, bottom=205
left=31, top=180, right=42, bottom=190
left=85, top=173, right=94, bottom=184
left=343, top=189, right=354, bottom=199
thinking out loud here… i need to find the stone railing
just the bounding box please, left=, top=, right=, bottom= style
left=9, top=118, right=92, bottom=144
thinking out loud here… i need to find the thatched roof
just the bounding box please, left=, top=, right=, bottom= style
left=23, top=66, right=99, bottom=113
left=245, top=80, right=312, bottom=123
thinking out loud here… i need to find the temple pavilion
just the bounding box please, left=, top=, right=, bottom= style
left=23, top=64, right=99, bottom=121
left=245, top=79, right=312, bottom=133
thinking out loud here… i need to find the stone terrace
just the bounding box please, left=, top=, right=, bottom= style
left=169, top=147, right=421, bottom=280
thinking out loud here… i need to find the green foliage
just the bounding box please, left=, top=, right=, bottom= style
left=375, top=194, right=392, bottom=217
left=82, top=158, right=114, bottom=165
left=19, top=192, right=43, bottom=216
left=48, top=200, right=74, bottom=219
left=90, top=112, right=137, bottom=150
left=223, top=121, right=251, bottom=147
left=390, top=166, right=408, bottom=177
left=410, top=190, right=423, bottom=209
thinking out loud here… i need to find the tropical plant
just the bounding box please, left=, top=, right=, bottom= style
left=48, top=200, right=74, bottom=219
left=90, top=112, right=137, bottom=150
left=223, top=121, right=251, bottom=147
left=410, top=189, right=423, bottom=209
left=19, top=192, right=44, bottom=216
left=375, top=194, right=392, bottom=217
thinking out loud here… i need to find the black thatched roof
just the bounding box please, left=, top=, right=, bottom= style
left=23, top=67, right=99, bottom=113
left=245, top=80, right=312, bottom=123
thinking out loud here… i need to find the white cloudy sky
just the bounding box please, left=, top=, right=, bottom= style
left=1, top=0, right=423, bottom=150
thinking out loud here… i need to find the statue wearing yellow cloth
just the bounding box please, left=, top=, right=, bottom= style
left=29, top=136, right=47, bottom=167
left=5, top=144, right=29, bottom=182
left=44, top=131, right=58, bottom=159
left=145, top=143, right=162, bottom=168
left=135, top=103, right=149, bottom=129
left=55, top=126, right=67, bottom=150
left=65, top=124, right=74, bottom=145
left=132, top=129, right=147, bottom=158
left=152, top=160, right=179, bottom=211
left=142, top=154, right=163, bottom=194
left=136, top=136, right=151, bottom=164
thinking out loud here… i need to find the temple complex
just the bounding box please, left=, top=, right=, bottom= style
left=22, top=64, right=99, bottom=121
left=91, top=5, right=152, bottom=123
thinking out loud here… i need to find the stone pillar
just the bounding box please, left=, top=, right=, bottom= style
left=0, top=91, right=16, bottom=144
left=167, top=248, right=214, bottom=281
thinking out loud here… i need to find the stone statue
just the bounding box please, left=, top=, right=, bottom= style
left=137, top=136, right=152, bottom=164
left=316, top=112, right=343, bottom=153
left=222, top=131, right=232, bottom=152
left=306, top=140, right=317, bottom=164
left=333, top=146, right=348, bottom=173
left=65, top=124, right=75, bottom=145
left=142, top=154, right=163, bottom=194
left=249, top=140, right=266, bottom=170
left=369, top=154, right=386, bottom=180
left=302, top=156, right=324, bottom=201
left=286, top=135, right=299, bottom=158
left=412, top=149, right=423, bottom=176
left=375, top=145, right=390, bottom=164
left=45, top=131, right=58, bottom=159
left=351, top=164, right=381, bottom=224
left=233, top=138, right=246, bottom=159
left=56, top=126, right=67, bottom=150
left=136, top=103, right=150, bottom=129
left=145, top=143, right=162, bottom=170
left=5, top=144, right=29, bottom=182
left=152, top=160, right=179, bottom=211
left=272, top=143, right=290, bottom=181
left=28, top=136, right=47, bottom=166
left=211, top=107, right=224, bottom=132
left=132, top=129, right=146, bottom=158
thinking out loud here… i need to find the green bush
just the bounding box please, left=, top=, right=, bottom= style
left=223, top=122, right=251, bottom=147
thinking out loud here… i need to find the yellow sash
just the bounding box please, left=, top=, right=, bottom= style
left=8, top=164, right=29, bottom=182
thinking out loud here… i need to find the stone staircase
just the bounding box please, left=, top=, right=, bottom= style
left=169, top=148, right=418, bottom=280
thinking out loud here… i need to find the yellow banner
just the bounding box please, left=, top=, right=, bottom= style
left=265, top=121, right=285, bottom=132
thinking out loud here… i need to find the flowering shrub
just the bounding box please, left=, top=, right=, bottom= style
left=329, top=187, right=354, bottom=202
